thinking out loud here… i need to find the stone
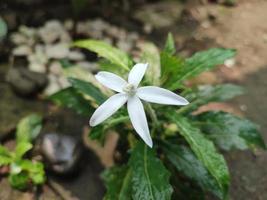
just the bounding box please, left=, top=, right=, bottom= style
left=12, top=45, right=32, bottom=56
left=40, top=133, right=83, bottom=174
left=67, top=50, right=85, bottom=61
left=6, top=67, right=47, bottom=96
left=45, top=43, right=69, bottom=59
left=49, top=61, right=63, bottom=75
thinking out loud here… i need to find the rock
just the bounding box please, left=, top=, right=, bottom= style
left=49, top=61, right=63, bottom=75
left=43, top=74, right=61, bottom=96
left=45, top=43, right=69, bottom=59
left=38, top=20, right=71, bottom=44
left=12, top=45, right=32, bottom=56
left=77, top=61, right=98, bottom=72
left=67, top=50, right=85, bottom=61
left=10, top=33, right=29, bottom=45
left=40, top=133, right=83, bottom=174
left=133, top=2, right=184, bottom=29
left=27, top=45, right=47, bottom=73
left=6, top=67, right=47, bottom=96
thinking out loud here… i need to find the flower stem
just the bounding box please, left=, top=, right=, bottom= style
left=146, top=103, right=160, bottom=136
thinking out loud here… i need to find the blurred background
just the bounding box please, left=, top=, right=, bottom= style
left=0, top=0, right=267, bottom=199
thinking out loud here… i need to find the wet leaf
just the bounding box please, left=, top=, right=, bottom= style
left=68, top=77, right=107, bottom=105
left=74, top=40, right=132, bottom=71
left=16, top=114, right=43, bottom=143
left=129, top=142, right=173, bottom=200
left=162, top=141, right=224, bottom=199
left=193, top=111, right=266, bottom=151
left=102, top=165, right=132, bottom=200
left=139, top=42, right=161, bottom=85
left=170, top=48, right=236, bottom=90
left=167, top=113, right=229, bottom=199
left=49, top=87, right=94, bottom=116
left=181, top=84, right=244, bottom=114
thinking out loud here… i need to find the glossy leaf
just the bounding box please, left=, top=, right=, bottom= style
left=16, top=114, right=42, bottom=143
left=129, top=142, right=173, bottom=200
left=102, top=165, right=132, bottom=200
left=139, top=42, right=161, bottom=85
left=162, top=141, right=224, bottom=199
left=49, top=87, right=94, bottom=116
left=68, top=77, right=107, bottom=105
left=193, top=111, right=266, bottom=151
left=163, top=33, right=176, bottom=55
left=181, top=84, right=244, bottom=114
left=74, top=39, right=132, bottom=71
left=169, top=48, right=236, bottom=90
left=167, top=113, right=229, bottom=198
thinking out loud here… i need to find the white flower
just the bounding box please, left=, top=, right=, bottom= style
left=89, top=63, right=189, bottom=148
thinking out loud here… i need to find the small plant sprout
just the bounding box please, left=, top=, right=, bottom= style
left=89, top=63, right=189, bottom=147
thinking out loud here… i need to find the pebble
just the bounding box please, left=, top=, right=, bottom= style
left=6, top=67, right=47, bottom=96
left=40, top=133, right=83, bottom=174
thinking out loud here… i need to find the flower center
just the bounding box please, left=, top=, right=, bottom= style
left=123, top=84, right=136, bottom=96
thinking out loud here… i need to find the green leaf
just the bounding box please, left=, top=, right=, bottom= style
left=49, top=87, right=94, bottom=116
left=16, top=114, right=43, bottom=143
left=74, top=39, right=132, bottom=71
left=15, top=142, right=33, bottom=159
left=102, top=165, right=132, bottom=200
left=28, top=162, right=46, bottom=185
left=169, top=48, right=236, bottom=90
left=89, top=125, right=105, bottom=140
left=167, top=113, right=229, bottom=198
left=68, top=77, right=107, bottom=105
left=0, top=17, right=7, bottom=40
left=139, top=42, right=161, bottom=85
left=9, top=160, right=46, bottom=189
left=162, top=141, right=224, bottom=199
left=0, top=145, right=13, bottom=166
left=129, top=142, right=173, bottom=200
left=8, top=171, right=29, bottom=190
left=193, top=111, right=266, bottom=151
left=163, top=33, right=175, bottom=55
left=71, top=0, right=88, bottom=14
left=160, top=52, right=184, bottom=88
left=180, top=84, right=244, bottom=114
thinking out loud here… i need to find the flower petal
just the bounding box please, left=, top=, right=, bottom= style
left=95, top=71, right=127, bottom=93
left=128, top=63, right=148, bottom=87
left=90, top=93, right=128, bottom=126
left=127, top=96, right=152, bottom=148
left=137, top=86, right=189, bottom=105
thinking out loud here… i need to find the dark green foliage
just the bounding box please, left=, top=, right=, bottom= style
left=162, top=141, right=224, bottom=199
left=181, top=84, right=244, bottom=114
left=193, top=111, right=266, bottom=151
left=169, top=48, right=236, bottom=90
left=49, top=87, right=94, bottom=116
left=68, top=77, right=107, bottom=105
left=129, top=142, right=173, bottom=200
left=167, top=113, right=230, bottom=199
left=102, top=165, right=132, bottom=200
